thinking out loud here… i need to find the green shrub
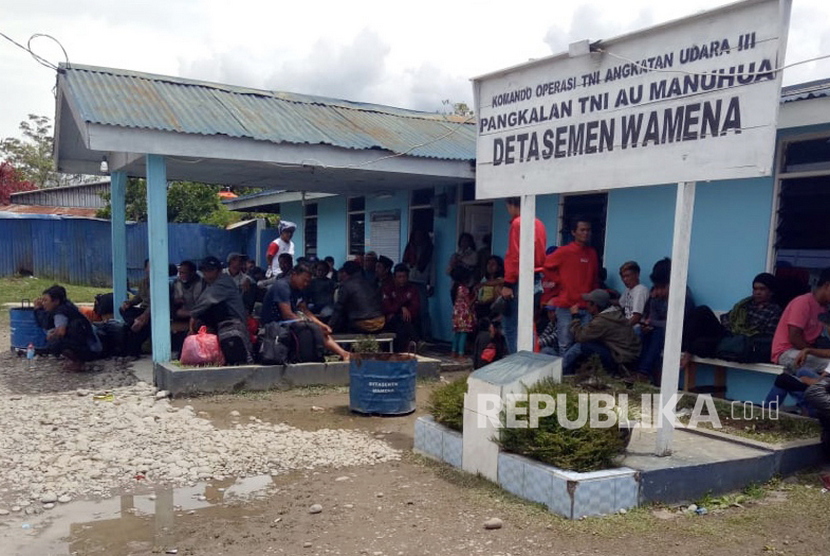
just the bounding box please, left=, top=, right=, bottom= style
left=352, top=335, right=380, bottom=354
left=428, top=378, right=468, bottom=432
left=498, top=378, right=628, bottom=472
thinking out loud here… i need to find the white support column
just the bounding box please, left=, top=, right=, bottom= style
left=655, top=181, right=696, bottom=456
left=146, top=155, right=171, bottom=364
left=110, top=171, right=127, bottom=322
left=517, top=195, right=536, bottom=352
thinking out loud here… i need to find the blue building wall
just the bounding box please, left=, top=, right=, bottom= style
left=317, top=196, right=348, bottom=267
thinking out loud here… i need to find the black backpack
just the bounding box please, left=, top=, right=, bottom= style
left=259, top=321, right=291, bottom=364
left=94, top=319, right=128, bottom=357
left=218, top=320, right=251, bottom=366
left=286, top=321, right=325, bottom=363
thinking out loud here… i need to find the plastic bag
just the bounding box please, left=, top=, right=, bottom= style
left=180, top=326, right=225, bottom=366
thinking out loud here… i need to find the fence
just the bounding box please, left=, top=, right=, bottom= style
left=0, top=214, right=261, bottom=286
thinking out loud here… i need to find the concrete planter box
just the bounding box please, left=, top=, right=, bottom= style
left=414, top=416, right=639, bottom=519
left=154, top=355, right=440, bottom=398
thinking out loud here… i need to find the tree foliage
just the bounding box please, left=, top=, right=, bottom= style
left=0, top=114, right=97, bottom=188
left=0, top=162, right=37, bottom=204
left=97, top=179, right=244, bottom=226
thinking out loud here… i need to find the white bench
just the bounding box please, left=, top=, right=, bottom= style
left=332, top=333, right=396, bottom=353
left=683, top=356, right=783, bottom=397
left=681, top=309, right=783, bottom=397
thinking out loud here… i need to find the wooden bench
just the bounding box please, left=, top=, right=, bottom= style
left=683, top=356, right=783, bottom=397
left=331, top=333, right=396, bottom=353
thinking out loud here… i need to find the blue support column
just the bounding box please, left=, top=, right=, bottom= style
left=146, top=155, right=171, bottom=363
left=110, top=171, right=127, bottom=322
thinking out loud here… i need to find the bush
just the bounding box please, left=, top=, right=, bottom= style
left=498, top=378, right=628, bottom=472
left=428, top=378, right=467, bottom=432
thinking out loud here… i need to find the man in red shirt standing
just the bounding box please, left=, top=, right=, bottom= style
left=544, top=215, right=599, bottom=355
left=501, top=197, right=547, bottom=353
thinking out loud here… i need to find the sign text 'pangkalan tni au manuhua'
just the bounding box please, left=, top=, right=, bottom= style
left=473, top=0, right=791, bottom=198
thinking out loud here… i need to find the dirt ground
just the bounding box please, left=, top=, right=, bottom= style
left=46, top=376, right=827, bottom=556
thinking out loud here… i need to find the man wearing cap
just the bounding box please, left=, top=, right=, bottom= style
left=225, top=252, right=256, bottom=314
left=772, top=267, right=830, bottom=371
left=266, top=221, right=296, bottom=279
left=562, top=289, right=641, bottom=374
left=189, top=256, right=253, bottom=362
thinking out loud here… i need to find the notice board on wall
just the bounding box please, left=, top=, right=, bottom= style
left=369, top=210, right=401, bottom=262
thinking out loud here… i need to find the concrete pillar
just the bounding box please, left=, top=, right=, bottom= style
left=146, top=155, right=171, bottom=364
left=110, top=171, right=127, bottom=322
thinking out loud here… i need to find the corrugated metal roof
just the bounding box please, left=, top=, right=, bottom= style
left=10, top=181, right=109, bottom=208
left=781, top=78, right=830, bottom=104
left=0, top=205, right=101, bottom=218
left=60, top=64, right=476, bottom=161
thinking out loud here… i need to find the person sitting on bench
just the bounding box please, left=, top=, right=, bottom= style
left=262, top=262, right=350, bottom=360
left=383, top=263, right=422, bottom=352
left=329, top=261, right=386, bottom=335
left=771, top=267, right=830, bottom=371
left=682, top=272, right=782, bottom=362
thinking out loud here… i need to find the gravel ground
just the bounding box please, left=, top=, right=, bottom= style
left=0, top=350, right=399, bottom=517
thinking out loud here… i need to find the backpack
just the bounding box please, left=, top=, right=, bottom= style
left=286, top=321, right=325, bottom=363
left=259, top=321, right=291, bottom=364
left=94, top=319, right=129, bottom=357
left=715, top=334, right=773, bottom=364
left=217, top=320, right=251, bottom=366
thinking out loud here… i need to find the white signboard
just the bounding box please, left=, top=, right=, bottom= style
left=473, top=0, right=791, bottom=198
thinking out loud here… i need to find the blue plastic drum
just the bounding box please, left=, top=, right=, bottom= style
left=10, top=302, right=47, bottom=352
left=349, top=353, right=417, bottom=415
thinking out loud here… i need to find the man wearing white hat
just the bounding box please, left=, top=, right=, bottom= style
left=266, top=221, right=296, bottom=279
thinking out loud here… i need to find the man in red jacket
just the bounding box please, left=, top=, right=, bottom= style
left=501, top=196, right=547, bottom=353
left=544, top=215, right=599, bottom=354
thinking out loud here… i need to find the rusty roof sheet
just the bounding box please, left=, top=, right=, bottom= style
left=0, top=204, right=100, bottom=218
left=59, top=64, right=476, bottom=161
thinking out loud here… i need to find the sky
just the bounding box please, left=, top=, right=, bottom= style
left=1, top=0, right=829, bottom=142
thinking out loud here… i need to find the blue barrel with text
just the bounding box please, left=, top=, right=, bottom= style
left=10, top=300, right=47, bottom=352
left=349, top=353, right=417, bottom=415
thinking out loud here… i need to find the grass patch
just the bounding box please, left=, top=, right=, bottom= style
left=676, top=395, right=822, bottom=443
left=0, top=276, right=108, bottom=305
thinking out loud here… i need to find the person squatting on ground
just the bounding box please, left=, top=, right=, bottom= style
left=562, top=289, right=641, bottom=375
left=35, top=284, right=103, bottom=371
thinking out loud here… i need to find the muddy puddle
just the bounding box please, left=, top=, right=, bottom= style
left=3, top=474, right=276, bottom=556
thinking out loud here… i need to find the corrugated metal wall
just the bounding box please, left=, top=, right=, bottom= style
left=1, top=217, right=254, bottom=286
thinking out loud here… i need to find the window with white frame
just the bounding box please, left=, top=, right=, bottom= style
left=774, top=136, right=830, bottom=272
left=348, top=196, right=366, bottom=256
